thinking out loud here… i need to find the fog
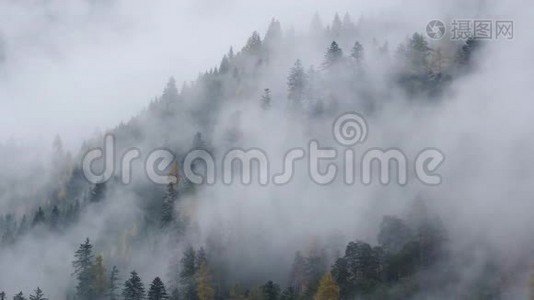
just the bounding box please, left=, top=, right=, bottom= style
left=0, top=0, right=533, bottom=299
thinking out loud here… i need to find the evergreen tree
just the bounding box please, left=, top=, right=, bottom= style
left=12, top=292, right=26, bottom=300
left=260, top=88, right=272, bottom=110
left=279, top=286, right=298, bottom=300
left=180, top=246, right=197, bottom=300
left=162, top=78, right=179, bottom=103
left=260, top=281, right=280, bottom=300
left=406, top=33, right=431, bottom=73
left=313, top=273, right=339, bottom=300
left=195, top=263, right=214, bottom=300
left=32, top=207, right=45, bottom=227
left=92, top=255, right=108, bottom=299
left=0, top=291, right=5, bottom=300
left=243, top=31, right=262, bottom=55
left=90, top=182, right=106, bottom=203
left=264, top=19, right=283, bottom=49
left=122, top=271, right=146, bottom=300
left=73, top=238, right=95, bottom=300
left=148, top=277, right=168, bottom=300
left=323, top=41, right=343, bottom=69
left=108, top=266, right=120, bottom=300
left=287, top=60, right=307, bottom=106
left=331, top=13, right=342, bottom=37
left=161, top=182, right=177, bottom=228
left=351, top=41, right=364, bottom=65
left=49, top=205, right=60, bottom=230
left=219, top=55, right=230, bottom=74
left=29, top=287, right=47, bottom=300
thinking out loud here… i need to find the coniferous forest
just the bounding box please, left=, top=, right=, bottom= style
left=0, top=1, right=533, bottom=299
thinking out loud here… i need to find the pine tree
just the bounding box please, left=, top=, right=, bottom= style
left=287, top=60, right=307, bottom=107
left=108, top=266, right=120, bottom=300
left=264, top=19, right=283, bottom=49
left=32, top=207, right=45, bottom=227
left=161, top=182, right=178, bottom=228
left=323, top=41, right=343, bottom=69
left=219, top=55, right=230, bottom=74
left=73, top=238, right=95, bottom=300
left=180, top=246, right=197, bottom=300
left=260, top=88, right=272, bottom=110
left=49, top=205, right=60, bottom=230
left=195, top=263, right=214, bottom=300
left=406, top=33, right=431, bottom=73
left=122, top=271, right=146, bottom=300
left=243, top=31, right=262, bottom=55
left=0, top=291, right=5, bottom=300
left=331, top=13, right=342, bottom=37
left=13, top=292, right=26, bottom=300
left=148, top=277, right=168, bottom=300
left=260, top=281, right=280, bottom=300
left=351, top=42, right=364, bottom=65
left=92, top=255, right=108, bottom=299
left=162, top=78, right=179, bottom=103
left=29, top=287, right=47, bottom=300
left=313, top=273, right=339, bottom=300
left=279, top=286, right=298, bottom=300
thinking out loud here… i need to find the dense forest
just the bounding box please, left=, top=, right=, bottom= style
left=0, top=7, right=532, bottom=300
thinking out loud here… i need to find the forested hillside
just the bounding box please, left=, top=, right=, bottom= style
left=0, top=10, right=531, bottom=300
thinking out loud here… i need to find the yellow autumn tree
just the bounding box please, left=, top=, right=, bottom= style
left=92, top=255, right=108, bottom=298
left=196, top=262, right=215, bottom=300
left=314, top=272, right=340, bottom=300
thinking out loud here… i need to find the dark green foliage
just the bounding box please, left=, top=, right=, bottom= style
left=13, top=292, right=26, bottom=300
left=29, top=287, right=47, bottom=300
left=122, top=271, right=146, bottom=300
left=287, top=60, right=307, bottom=106
left=72, top=238, right=95, bottom=300
left=108, top=266, right=120, bottom=300
left=260, top=281, right=280, bottom=300
left=161, top=183, right=178, bottom=228
left=148, top=277, right=168, bottom=300
left=323, top=41, right=343, bottom=69
left=180, top=246, right=197, bottom=300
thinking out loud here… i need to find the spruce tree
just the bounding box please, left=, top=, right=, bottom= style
left=287, top=60, right=307, bottom=107
left=29, top=287, right=47, bottom=300
left=180, top=246, right=197, bottom=300
left=351, top=41, right=364, bottom=65
left=108, top=266, right=120, bottom=300
left=148, top=277, right=168, bottom=300
left=32, top=207, right=45, bottom=227
left=323, top=41, right=343, bottom=69
left=122, top=271, right=146, bottom=300
left=73, top=238, right=95, bottom=300
left=0, top=291, right=4, bottom=300
left=13, top=292, right=26, bottom=300
left=161, top=182, right=177, bottom=228
left=260, top=88, right=272, bottom=110
left=260, top=281, right=280, bottom=300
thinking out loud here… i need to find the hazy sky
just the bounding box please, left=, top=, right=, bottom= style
left=0, top=0, right=407, bottom=151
